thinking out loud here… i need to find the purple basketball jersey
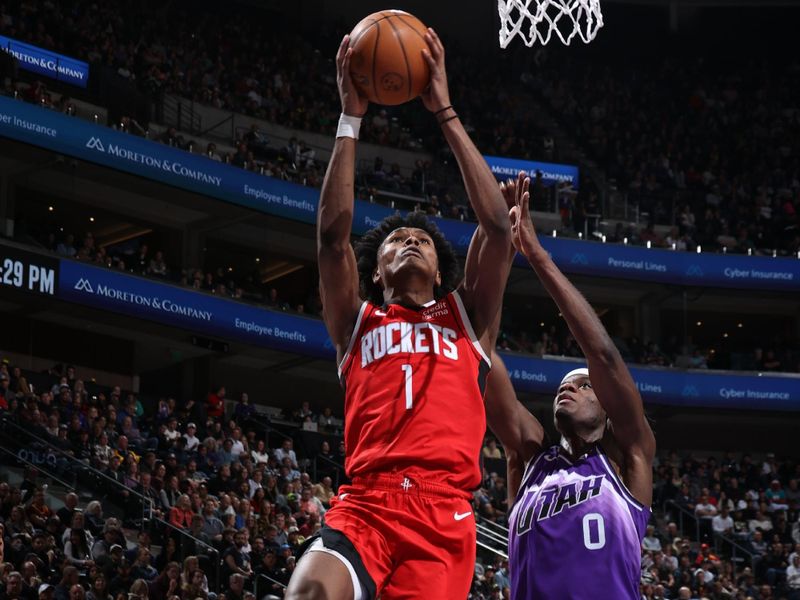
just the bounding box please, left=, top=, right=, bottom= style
left=508, top=445, right=650, bottom=599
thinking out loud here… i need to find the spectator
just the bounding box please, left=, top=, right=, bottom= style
left=482, top=438, right=502, bottom=459
left=273, top=439, right=297, bottom=469
left=183, top=423, right=200, bottom=452
left=713, top=507, right=734, bottom=537
left=131, top=548, right=158, bottom=581
left=147, top=251, right=168, bottom=278
left=168, top=494, right=194, bottom=529
left=63, top=530, right=93, bottom=570
left=221, top=530, right=253, bottom=585
left=207, top=386, right=225, bottom=420
left=642, top=525, right=662, bottom=552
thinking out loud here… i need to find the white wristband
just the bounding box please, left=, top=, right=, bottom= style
left=337, top=113, right=362, bottom=139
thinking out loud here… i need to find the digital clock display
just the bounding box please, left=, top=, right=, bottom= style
left=0, top=244, right=59, bottom=296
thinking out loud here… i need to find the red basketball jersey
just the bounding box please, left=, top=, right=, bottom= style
left=338, top=291, right=491, bottom=491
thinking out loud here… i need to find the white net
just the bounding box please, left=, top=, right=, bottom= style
left=498, top=0, right=604, bottom=48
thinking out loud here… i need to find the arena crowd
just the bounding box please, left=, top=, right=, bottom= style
left=0, top=360, right=797, bottom=599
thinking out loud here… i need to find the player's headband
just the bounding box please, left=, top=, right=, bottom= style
left=560, top=367, right=589, bottom=386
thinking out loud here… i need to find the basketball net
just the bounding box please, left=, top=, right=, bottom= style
left=498, top=0, right=603, bottom=48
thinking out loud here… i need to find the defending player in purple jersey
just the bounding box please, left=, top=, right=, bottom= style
left=484, top=176, right=656, bottom=599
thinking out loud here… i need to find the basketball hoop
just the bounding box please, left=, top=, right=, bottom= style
left=498, top=0, right=603, bottom=48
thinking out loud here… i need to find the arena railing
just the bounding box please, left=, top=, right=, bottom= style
left=0, top=416, right=231, bottom=590
left=0, top=416, right=156, bottom=525
left=312, top=454, right=345, bottom=490
left=663, top=499, right=701, bottom=543
left=255, top=573, right=287, bottom=599
left=152, top=515, right=222, bottom=592
left=475, top=515, right=510, bottom=558
left=0, top=440, right=75, bottom=491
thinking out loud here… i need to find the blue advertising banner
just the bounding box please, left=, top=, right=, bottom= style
left=483, top=154, right=579, bottom=188
left=0, top=35, right=89, bottom=88
left=1, top=96, right=798, bottom=291
left=56, top=259, right=800, bottom=411
left=499, top=354, right=800, bottom=412
left=57, top=260, right=332, bottom=359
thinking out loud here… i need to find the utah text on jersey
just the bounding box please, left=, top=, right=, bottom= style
left=515, top=474, right=605, bottom=535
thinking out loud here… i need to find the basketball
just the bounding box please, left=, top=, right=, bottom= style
left=348, top=10, right=431, bottom=106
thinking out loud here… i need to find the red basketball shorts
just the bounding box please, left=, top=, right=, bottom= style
left=322, top=472, right=477, bottom=599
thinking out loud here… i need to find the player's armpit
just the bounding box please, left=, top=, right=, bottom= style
left=485, top=352, right=544, bottom=467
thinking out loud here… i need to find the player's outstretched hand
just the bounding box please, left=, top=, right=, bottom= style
left=420, top=28, right=451, bottom=113
left=337, top=35, right=368, bottom=117
left=509, top=176, right=540, bottom=259
left=500, top=171, right=529, bottom=211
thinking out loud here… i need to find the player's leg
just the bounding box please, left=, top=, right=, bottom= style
left=287, top=486, right=392, bottom=600
left=380, top=552, right=474, bottom=600
left=380, top=494, right=476, bottom=599
left=284, top=550, right=354, bottom=600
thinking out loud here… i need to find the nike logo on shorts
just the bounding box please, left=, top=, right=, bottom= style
left=453, top=511, right=473, bottom=521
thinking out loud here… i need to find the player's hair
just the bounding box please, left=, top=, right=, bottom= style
left=355, top=212, right=460, bottom=305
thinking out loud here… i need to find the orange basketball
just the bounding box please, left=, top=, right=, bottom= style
left=348, top=10, right=431, bottom=106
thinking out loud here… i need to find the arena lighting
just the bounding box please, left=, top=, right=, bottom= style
left=89, top=217, right=94, bottom=222
left=228, top=266, right=234, bottom=272
left=578, top=232, right=583, bottom=239
left=723, top=333, right=729, bottom=338
left=623, top=237, right=628, bottom=245
left=696, top=245, right=702, bottom=254
left=48, top=206, right=53, bottom=212
left=737, top=323, right=743, bottom=328
left=696, top=321, right=702, bottom=326
left=539, top=322, right=545, bottom=327
left=255, top=258, right=261, bottom=263
left=646, top=241, right=651, bottom=249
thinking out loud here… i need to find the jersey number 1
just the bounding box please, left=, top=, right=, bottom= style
left=401, top=364, right=413, bottom=409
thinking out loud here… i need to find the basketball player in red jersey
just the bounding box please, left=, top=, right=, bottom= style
left=285, top=29, right=513, bottom=600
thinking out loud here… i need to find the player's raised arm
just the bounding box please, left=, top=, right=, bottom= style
left=420, top=28, right=512, bottom=349
left=470, top=176, right=545, bottom=502
left=510, top=187, right=656, bottom=506
left=486, top=351, right=545, bottom=503
left=318, top=36, right=367, bottom=354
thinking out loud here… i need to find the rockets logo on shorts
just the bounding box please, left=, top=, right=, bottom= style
left=337, top=291, right=491, bottom=492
